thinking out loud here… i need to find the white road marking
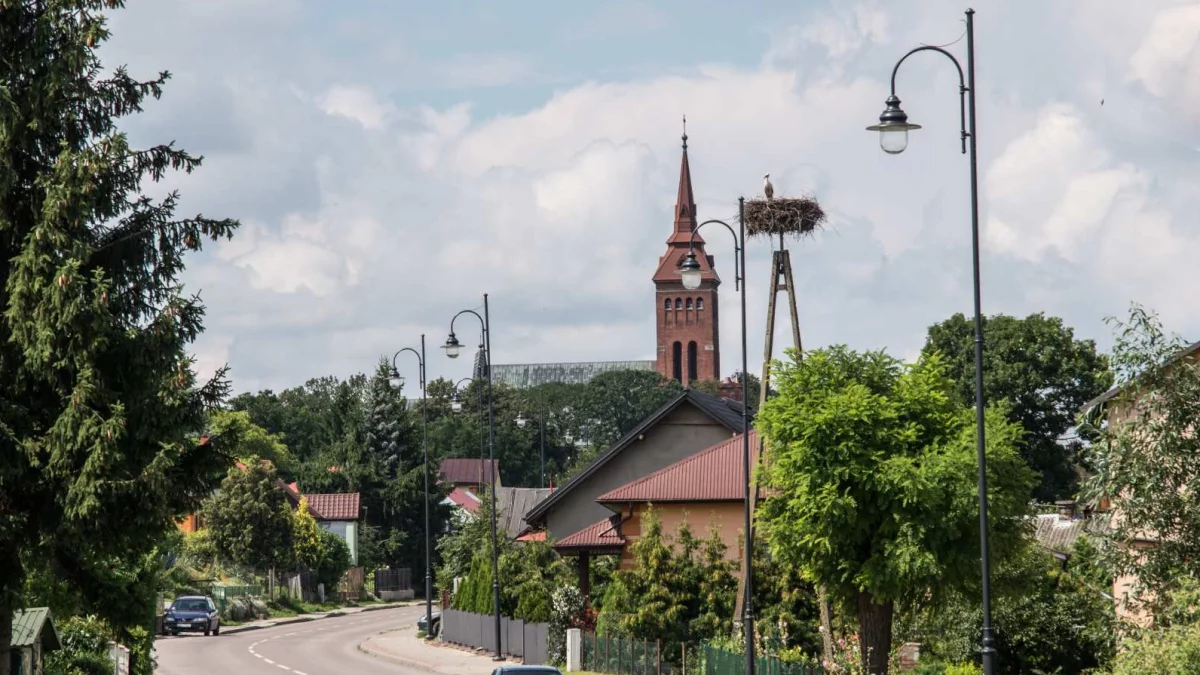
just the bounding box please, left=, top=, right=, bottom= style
left=277, top=665, right=291, bottom=671
left=264, top=658, right=276, bottom=664
left=254, top=654, right=263, bottom=659
left=294, top=671, right=308, bottom=675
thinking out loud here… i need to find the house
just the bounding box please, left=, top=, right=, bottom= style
left=523, top=388, right=749, bottom=597
left=439, top=458, right=501, bottom=493
left=1077, top=338, right=1200, bottom=625
left=279, top=482, right=362, bottom=566
left=552, top=429, right=758, bottom=598
left=10, top=608, right=59, bottom=675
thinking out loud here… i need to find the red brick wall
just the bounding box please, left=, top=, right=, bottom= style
left=655, top=285, right=720, bottom=386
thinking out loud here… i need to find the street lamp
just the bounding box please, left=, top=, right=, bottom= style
left=444, top=294, right=503, bottom=661
left=391, top=337, right=433, bottom=643
left=867, top=9, right=997, bottom=674
left=453, top=375, right=488, bottom=489
left=681, top=199, right=753, bottom=675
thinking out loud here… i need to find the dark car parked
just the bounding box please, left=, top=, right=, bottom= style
left=418, top=610, right=441, bottom=637
left=163, top=596, right=221, bottom=636
left=491, top=667, right=561, bottom=675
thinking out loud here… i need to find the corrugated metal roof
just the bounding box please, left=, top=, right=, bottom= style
left=598, top=430, right=759, bottom=503
left=525, top=389, right=750, bottom=525
left=490, top=361, right=656, bottom=388
left=555, top=518, right=625, bottom=551
left=305, top=493, right=360, bottom=521
left=1032, top=512, right=1112, bottom=554
left=12, top=608, right=58, bottom=650
left=495, top=487, right=553, bottom=539
left=446, top=487, right=482, bottom=514
left=439, top=458, right=500, bottom=486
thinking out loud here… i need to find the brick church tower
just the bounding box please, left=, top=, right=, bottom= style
left=653, top=129, right=720, bottom=386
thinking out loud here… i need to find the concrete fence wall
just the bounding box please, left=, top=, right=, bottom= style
left=441, top=609, right=550, bottom=665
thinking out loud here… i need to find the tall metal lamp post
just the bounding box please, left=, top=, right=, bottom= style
left=389, top=337, right=433, bottom=642
left=452, top=375, right=487, bottom=487
left=678, top=198, right=753, bottom=675
left=867, top=9, right=996, bottom=674
left=515, top=393, right=547, bottom=488
left=443, top=295, right=502, bottom=661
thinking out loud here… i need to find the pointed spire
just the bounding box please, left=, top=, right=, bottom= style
left=672, top=115, right=697, bottom=240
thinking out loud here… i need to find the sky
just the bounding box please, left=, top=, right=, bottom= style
left=100, top=0, right=1200, bottom=394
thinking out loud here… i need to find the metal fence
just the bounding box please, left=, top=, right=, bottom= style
left=208, top=585, right=262, bottom=613
left=375, top=568, right=413, bottom=592
left=581, top=637, right=823, bottom=675
left=441, top=609, right=550, bottom=665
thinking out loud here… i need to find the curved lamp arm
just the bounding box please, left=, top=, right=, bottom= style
left=391, top=346, right=425, bottom=388
left=684, top=217, right=743, bottom=289
left=890, top=44, right=969, bottom=153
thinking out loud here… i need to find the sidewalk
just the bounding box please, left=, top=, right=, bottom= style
left=359, top=627, right=513, bottom=675
left=222, top=600, right=419, bottom=635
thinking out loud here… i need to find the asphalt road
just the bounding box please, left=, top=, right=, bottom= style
left=154, top=605, right=424, bottom=675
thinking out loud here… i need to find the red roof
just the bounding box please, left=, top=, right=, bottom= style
left=516, top=531, right=547, bottom=542
left=446, top=487, right=482, bottom=514
left=598, top=430, right=758, bottom=503
left=304, top=493, right=360, bottom=521
left=439, top=458, right=500, bottom=486
left=555, top=518, right=625, bottom=550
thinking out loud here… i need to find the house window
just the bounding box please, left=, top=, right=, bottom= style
left=688, top=341, right=698, bottom=382
left=672, top=342, right=682, bottom=381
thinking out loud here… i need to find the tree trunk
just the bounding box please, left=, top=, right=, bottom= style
left=818, top=586, right=835, bottom=666
left=857, top=592, right=893, bottom=675
left=0, top=601, right=12, bottom=675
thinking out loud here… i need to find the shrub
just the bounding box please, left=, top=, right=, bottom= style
left=314, top=529, right=351, bottom=591
left=44, top=615, right=117, bottom=675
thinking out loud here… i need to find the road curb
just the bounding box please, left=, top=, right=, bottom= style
left=358, top=635, right=442, bottom=674
left=219, top=602, right=416, bottom=636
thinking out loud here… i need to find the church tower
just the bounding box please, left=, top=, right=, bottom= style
left=653, top=126, right=720, bottom=386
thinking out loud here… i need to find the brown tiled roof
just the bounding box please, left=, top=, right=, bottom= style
left=439, top=458, right=500, bottom=486
left=555, top=518, right=625, bottom=551
left=598, top=430, right=759, bottom=503
left=305, top=493, right=360, bottom=521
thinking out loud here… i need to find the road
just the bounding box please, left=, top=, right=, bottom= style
left=154, top=606, right=425, bottom=675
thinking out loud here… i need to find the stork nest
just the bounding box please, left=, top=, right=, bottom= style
left=745, top=196, right=826, bottom=239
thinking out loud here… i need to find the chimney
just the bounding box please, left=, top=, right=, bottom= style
left=1055, top=500, right=1076, bottom=520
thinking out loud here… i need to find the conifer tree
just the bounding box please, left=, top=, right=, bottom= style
left=0, top=2, right=238, bottom=672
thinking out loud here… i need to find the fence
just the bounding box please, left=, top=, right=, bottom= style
left=441, top=609, right=550, bottom=665
left=208, top=585, right=262, bottom=613
left=581, top=637, right=823, bottom=675
left=375, top=568, right=413, bottom=592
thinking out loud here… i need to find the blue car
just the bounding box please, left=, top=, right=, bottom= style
left=164, top=596, right=221, bottom=636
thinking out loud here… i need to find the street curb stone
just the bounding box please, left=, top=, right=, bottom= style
left=218, top=601, right=417, bottom=636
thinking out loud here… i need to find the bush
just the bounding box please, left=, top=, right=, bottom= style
left=44, top=615, right=117, bottom=675
left=314, top=529, right=351, bottom=590
left=1110, top=624, right=1200, bottom=674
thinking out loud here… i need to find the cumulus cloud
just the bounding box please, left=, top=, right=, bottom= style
left=98, top=1, right=1200, bottom=393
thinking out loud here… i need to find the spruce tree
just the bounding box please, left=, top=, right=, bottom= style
left=0, top=2, right=237, bottom=673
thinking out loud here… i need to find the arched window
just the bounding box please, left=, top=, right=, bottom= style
left=664, top=298, right=671, bottom=313
left=687, top=342, right=698, bottom=383
left=686, top=298, right=693, bottom=310
left=696, top=298, right=704, bottom=311
left=672, top=342, right=683, bottom=382
left=675, top=298, right=683, bottom=310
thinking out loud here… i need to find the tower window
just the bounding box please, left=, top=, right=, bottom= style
left=686, top=298, right=693, bottom=311
left=672, top=342, right=683, bottom=382
left=696, top=298, right=704, bottom=311
left=664, top=298, right=671, bottom=312
left=687, top=341, right=698, bottom=383
left=675, top=298, right=682, bottom=310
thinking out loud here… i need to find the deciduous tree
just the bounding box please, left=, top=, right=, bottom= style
left=758, top=347, right=1035, bottom=674
left=203, top=463, right=295, bottom=576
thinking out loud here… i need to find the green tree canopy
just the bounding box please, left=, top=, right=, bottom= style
left=757, top=346, right=1035, bottom=674
left=0, top=2, right=238, bottom=673
left=924, top=312, right=1112, bottom=500
left=202, top=463, right=295, bottom=574
left=209, top=409, right=296, bottom=478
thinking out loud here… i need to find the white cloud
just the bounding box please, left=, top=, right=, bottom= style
left=317, top=85, right=393, bottom=130
left=1130, top=4, right=1200, bottom=112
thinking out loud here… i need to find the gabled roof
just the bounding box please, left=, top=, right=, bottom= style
left=12, top=607, right=59, bottom=650
left=598, top=429, right=759, bottom=504
left=495, top=487, right=554, bottom=539
left=305, top=493, right=360, bottom=521
left=446, top=487, right=482, bottom=514
left=1079, top=338, right=1200, bottom=418
left=525, top=389, right=749, bottom=525
left=554, top=517, right=625, bottom=552
left=439, top=458, right=500, bottom=486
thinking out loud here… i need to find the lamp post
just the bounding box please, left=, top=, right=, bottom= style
left=443, top=294, right=502, bottom=661
left=452, top=375, right=487, bottom=488
left=679, top=198, right=752, bottom=675
left=390, top=337, right=433, bottom=642
left=867, top=9, right=996, bottom=674
left=515, top=393, right=547, bottom=488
